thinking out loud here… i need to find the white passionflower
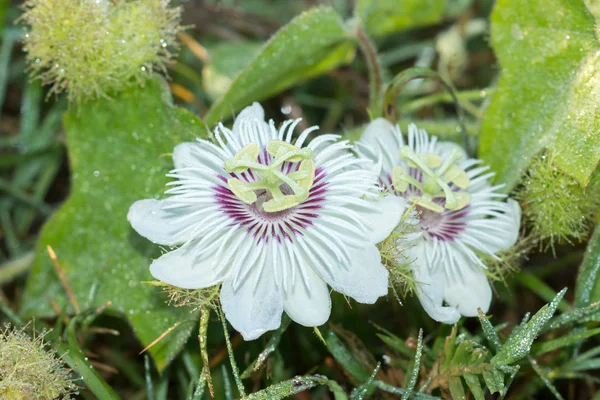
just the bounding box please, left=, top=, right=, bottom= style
left=128, top=104, right=404, bottom=340
left=357, top=119, right=521, bottom=324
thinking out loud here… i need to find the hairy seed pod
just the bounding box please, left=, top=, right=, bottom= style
left=20, top=0, right=181, bottom=103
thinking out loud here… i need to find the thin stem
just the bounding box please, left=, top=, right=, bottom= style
left=199, top=307, right=214, bottom=397
left=218, top=307, right=246, bottom=398
left=402, top=88, right=496, bottom=118
left=383, top=67, right=472, bottom=156
left=355, top=25, right=383, bottom=116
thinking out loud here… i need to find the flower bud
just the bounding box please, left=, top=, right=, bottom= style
left=20, top=0, right=181, bottom=103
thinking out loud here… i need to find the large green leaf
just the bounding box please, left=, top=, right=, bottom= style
left=204, top=6, right=355, bottom=125
left=480, top=0, right=600, bottom=190
left=20, top=78, right=204, bottom=370
left=356, top=0, right=446, bottom=37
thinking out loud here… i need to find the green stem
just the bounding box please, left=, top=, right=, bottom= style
left=218, top=307, right=246, bottom=398
left=383, top=67, right=472, bottom=155
left=355, top=25, right=383, bottom=117
left=395, top=119, right=478, bottom=138
left=199, top=307, right=214, bottom=397
left=402, top=88, right=496, bottom=118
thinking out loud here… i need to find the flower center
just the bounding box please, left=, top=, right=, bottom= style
left=391, top=146, right=471, bottom=213
left=223, top=141, right=315, bottom=213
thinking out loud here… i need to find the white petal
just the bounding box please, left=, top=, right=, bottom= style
left=443, top=265, right=492, bottom=317
left=435, top=141, right=467, bottom=161
left=413, top=263, right=461, bottom=324
left=359, top=118, right=402, bottom=170
left=220, top=263, right=284, bottom=340
left=314, top=243, right=389, bottom=304
left=362, top=194, right=406, bottom=244
left=284, top=266, right=331, bottom=327
left=128, top=199, right=191, bottom=246
left=233, top=102, right=265, bottom=131
left=491, top=199, right=521, bottom=253
left=150, top=243, right=222, bottom=289
left=172, top=142, right=198, bottom=170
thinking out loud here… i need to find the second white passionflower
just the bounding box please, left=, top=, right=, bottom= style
left=128, top=103, right=404, bottom=340
left=358, top=119, right=521, bottom=324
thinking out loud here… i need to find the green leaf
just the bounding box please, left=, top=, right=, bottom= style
left=356, top=0, right=447, bottom=37
left=482, top=368, right=505, bottom=395
left=441, top=325, right=458, bottom=372
left=568, top=358, right=600, bottom=372
left=352, top=363, right=380, bottom=400
left=325, top=330, right=372, bottom=382
left=402, top=329, right=423, bottom=400
left=202, top=41, right=262, bottom=101
left=492, top=288, right=567, bottom=366
left=373, top=323, right=416, bottom=358
left=374, top=381, right=441, bottom=400
left=532, top=327, right=600, bottom=356
left=242, top=315, right=291, bottom=379
left=577, top=224, right=600, bottom=306
left=204, top=7, right=355, bottom=125
left=463, top=373, right=485, bottom=400
left=60, top=317, right=120, bottom=400
left=245, top=375, right=330, bottom=400
left=327, top=380, right=349, bottom=400
left=477, top=309, right=502, bottom=353
left=480, top=0, right=600, bottom=189
left=448, top=376, right=466, bottom=400
left=529, top=357, right=565, bottom=400
left=517, top=271, right=571, bottom=312
left=20, top=78, right=205, bottom=370
left=543, top=302, right=600, bottom=332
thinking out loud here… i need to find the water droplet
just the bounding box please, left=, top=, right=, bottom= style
left=93, top=170, right=100, bottom=177
left=511, top=23, right=524, bottom=40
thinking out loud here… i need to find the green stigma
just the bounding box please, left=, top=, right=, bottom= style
left=392, top=146, right=471, bottom=213
left=224, top=141, right=315, bottom=212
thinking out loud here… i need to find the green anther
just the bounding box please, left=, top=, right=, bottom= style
left=436, top=148, right=464, bottom=176
left=405, top=153, right=441, bottom=169
left=408, top=196, right=444, bottom=213
left=263, top=195, right=301, bottom=212
left=227, top=178, right=257, bottom=204
left=398, top=145, right=471, bottom=213
left=392, top=166, right=410, bottom=192
left=446, top=191, right=471, bottom=211
left=295, top=159, right=315, bottom=201
left=442, top=164, right=470, bottom=189
left=267, top=140, right=313, bottom=163
left=224, top=143, right=263, bottom=173
left=400, top=146, right=437, bottom=177
left=423, top=175, right=440, bottom=194
left=224, top=141, right=316, bottom=212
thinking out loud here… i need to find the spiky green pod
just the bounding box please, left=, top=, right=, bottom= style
left=20, top=0, right=181, bottom=103
left=0, top=324, right=77, bottom=399
left=516, top=154, right=600, bottom=249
